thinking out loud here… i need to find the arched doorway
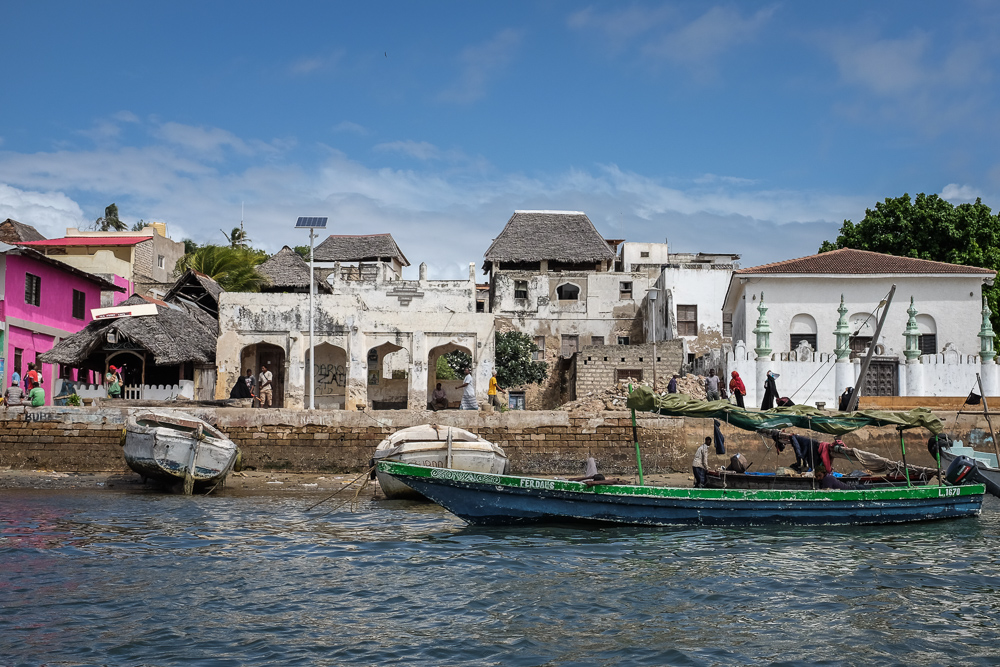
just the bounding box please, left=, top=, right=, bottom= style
left=305, top=342, right=348, bottom=409
left=367, top=342, right=410, bottom=409
left=240, top=343, right=286, bottom=408
left=106, top=350, right=145, bottom=399
left=427, top=342, right=474, bottom=410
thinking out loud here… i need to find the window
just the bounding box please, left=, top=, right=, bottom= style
left=617, top=336, right=630, bottom=345
left=508, top=391, right=526, bottom=410
left=619, top=281, right=633, bottom=300
left=677, top=305, right=697, bottom=336
left=790, top=334, right=818, bottom=351
left=919, top=334, right=937, bottom=356
left=533, top=336, right=545, bottom=361
left=157, top=255, right=165, bottom=269
left=722, top=313, right=733, bottom=338
left=72, top=290, right=86, bottom=320
left=591, top=336, right=604, bottom=346
left=850, top=336, right=872, bottom=358
left=556, top=283, right=580, bottom=300
left=561, top=334, right=579, bottom=358
left=514, top=280, right=528, bottom=300
left=640, top=251, right=650, bottom=258
left=24, top=273, right=41, bottom=307
left=476, top=300, right=485, bottom=313
left=616, top=369, right=643, bottom=381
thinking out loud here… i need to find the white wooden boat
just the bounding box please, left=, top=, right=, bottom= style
left=124, top=412, right=241, bottom=494
left=372, top=424, right=508, bottom=500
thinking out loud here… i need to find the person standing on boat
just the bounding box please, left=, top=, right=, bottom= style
left=692, top=436, right=711, bottom=487
left=760, top=371, right=779, bottom=410
left=729, top=371, right=746, bottom=408
left=704, top=369, right=721, bottom=401
left=459, top=367, right=477, bottom=410
left=259, top=364, right=273, bottom=408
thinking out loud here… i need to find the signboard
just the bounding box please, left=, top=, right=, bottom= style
left=91, top=303, right=158, bottom=320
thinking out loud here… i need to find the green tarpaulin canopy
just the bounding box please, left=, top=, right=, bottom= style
left=625, top=385, right=943, bottom=436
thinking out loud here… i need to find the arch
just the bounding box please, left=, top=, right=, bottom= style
left=239, top=342, right=286, bottom=408
left=556, top=282, right=580, bottom=301
left=428, top=341, right=474, bottom=410
left=106, top=350, right=146, bottom=397
left=367, top=342, right=410, bottom=409
left=789, top=313, right=817, bottom=334
left=305, top=342, right=347, bottom=409
left=915, top=314, right=936, bottom=335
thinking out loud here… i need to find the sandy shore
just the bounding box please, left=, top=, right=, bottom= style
left=0, top=467, right=694, bottom=494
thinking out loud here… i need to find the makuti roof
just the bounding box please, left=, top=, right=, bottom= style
left=257, top=246, right=333, bottom=292
left=483, top=211, right=616, bottom=266
left=313, top=233, right=410, bottom=266
left=0, top=218, right=45, bottom=244
left=735, top=248, right=997, bottom=276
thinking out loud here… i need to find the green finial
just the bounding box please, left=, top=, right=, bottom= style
left=834, top=294, right=851, bottom=360
left=980, top=296, right=996, bottom=362
left=752, top=292, right=772, bottom=358
left=903, top=296, right=922, bottom=361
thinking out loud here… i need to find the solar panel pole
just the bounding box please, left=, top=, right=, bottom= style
left=308, top=227, right=316, bottom=410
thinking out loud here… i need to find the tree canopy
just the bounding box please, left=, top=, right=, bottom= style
left=95, top=203, right=126, bottom=232
left=495, top=331, right=548, bottom=389
left=819, top=192, right=1000, bottom=326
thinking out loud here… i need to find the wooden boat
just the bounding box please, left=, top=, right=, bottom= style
left=124, top=412, right=240, bottom=494
left=376, top=460, right=984, bottom=527
left=372, top=424, right=508, bottom=500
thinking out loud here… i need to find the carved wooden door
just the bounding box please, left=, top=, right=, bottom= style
left=861, top=359, right=898, bottom=396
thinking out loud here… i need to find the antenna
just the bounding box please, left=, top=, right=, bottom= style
left=241, top=201, right=245, bottom=235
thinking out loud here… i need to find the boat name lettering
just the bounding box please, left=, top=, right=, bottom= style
left=430, top=468, right=502, bottom=485
left=520, top=478, right=556, bottom=490
left=938, top=487, right=960, bottom=497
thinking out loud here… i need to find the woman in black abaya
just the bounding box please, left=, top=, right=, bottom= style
left=760, top=371, right=779, bottom=410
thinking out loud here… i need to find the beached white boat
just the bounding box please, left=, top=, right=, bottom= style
left=372, top=424, right=508, bottom=500
left=124, top=412, right=240, bottom=494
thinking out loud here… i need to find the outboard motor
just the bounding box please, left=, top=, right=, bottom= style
left=927, top=433, right=953, bottom=458
left=945, top=455, right=1000, bottom=495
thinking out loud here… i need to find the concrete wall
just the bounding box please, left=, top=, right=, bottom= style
left=0, top=406, right=989, bottom=476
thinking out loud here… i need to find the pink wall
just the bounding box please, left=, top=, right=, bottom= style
left=112, top=274, right=132, bottom=306
left=3, top=253, right=109, bottom=405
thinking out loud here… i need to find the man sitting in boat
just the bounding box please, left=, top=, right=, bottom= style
left=814, top=464, right=855, bottom=490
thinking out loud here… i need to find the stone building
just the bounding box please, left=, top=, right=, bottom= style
left=216, top=244, right=494, bottom=410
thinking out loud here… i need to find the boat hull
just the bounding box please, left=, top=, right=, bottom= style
left=377, top=461, right=984, bottom=527
left=124, top=413, right=238, bottom=488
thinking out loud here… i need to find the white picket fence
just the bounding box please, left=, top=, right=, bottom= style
left=57, top=380, right=195, bottom=401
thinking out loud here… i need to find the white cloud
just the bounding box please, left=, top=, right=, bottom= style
left=153, top=122, right=254, bottom=159
left=941, top=183, right=981, bottom=203
left=438, top=29, right=522, bottom=104
left=333, top=121, right=369, bottom=135
left=289, top=50, right=344, bottom=76
left=374, top=140, right=442, bottom=161
left=0, top=183, right=87, bottom=237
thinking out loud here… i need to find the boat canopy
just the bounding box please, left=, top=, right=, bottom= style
left=625, top=386, right=943, bottom=436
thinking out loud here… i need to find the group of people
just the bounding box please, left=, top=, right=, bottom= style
left=430, top=369, right=501, bottom=411
left=229, top=364, right=274, bottom=406
left=3, top=362, right=45, bottom=407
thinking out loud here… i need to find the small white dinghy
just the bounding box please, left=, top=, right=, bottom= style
left=124, top=412, right=241, bottom=494
left=372, top=424, right=508, bottom=500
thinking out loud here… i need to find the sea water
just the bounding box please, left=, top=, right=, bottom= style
left=2, top=489, right=1000, bottom=666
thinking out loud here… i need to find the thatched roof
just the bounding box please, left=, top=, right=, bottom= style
left=0, top=218, right=45, bottom=244
left=313, top=234, right=410, bottom=266
left=163, top=269, right=225, bottom=317
left=483, top=211, right=616, bottom=266
left=38, top=294, right=218, bottom=367
left=257, top=246, right=332, bottom=292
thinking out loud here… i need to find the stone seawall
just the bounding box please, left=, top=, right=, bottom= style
left=0, top=406, right=993, bottom=475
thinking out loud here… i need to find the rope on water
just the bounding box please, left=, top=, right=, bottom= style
left=285, top=465, right=377, bottom=525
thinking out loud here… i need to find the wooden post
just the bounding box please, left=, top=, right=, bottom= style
left=629, top=383, right=645, bottom=486
left=446, top=427, right=453, bottom=469
left=847, top=285, right=896, bottom=412
left=976, top=373, right=1000, bottom=466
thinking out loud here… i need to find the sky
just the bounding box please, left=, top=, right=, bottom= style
left=2, top=1, right=1000, bottom=279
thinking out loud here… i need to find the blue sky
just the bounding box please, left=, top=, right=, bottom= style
left=2, top=1, right=1000, bottom=278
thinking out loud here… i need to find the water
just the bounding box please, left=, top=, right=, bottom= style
left=3, top=490, right=1000, bottom=666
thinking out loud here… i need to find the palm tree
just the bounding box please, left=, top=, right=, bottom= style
left=177, top=245, right=266, bottom=292
left=95, top=203, right=127, bottom=232
left=221, top=225, right=251, bottom=248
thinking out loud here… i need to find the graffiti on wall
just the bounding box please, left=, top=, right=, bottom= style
left=314, top=363, right=347, bottom=395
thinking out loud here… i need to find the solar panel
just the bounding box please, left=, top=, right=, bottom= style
left=295, top=216, right=329, bottom=228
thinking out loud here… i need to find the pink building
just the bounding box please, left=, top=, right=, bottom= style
left=0, top=244, right=124, bottom=404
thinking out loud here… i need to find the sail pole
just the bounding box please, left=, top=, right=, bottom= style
left=975, top=373, right=1000, bottom=466
left=629, top=383, right=645, bottom=486
left=898, top=427, right=911, bottom=487
left=847, top=285, right=896, bottom=412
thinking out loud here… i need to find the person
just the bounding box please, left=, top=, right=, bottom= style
left=229, top=374, right=252, bottom=399
left=4, top=379, right=24, bottom=407
left=839, top=387, right=855, bottom=412
left=25, top=363, right=40, bottom=391
left=11, top=368, right=20, bottom=391
left=704, top=369, right=721, bottom=401
left=692, top=436, right=711, bottom=488
left=459, top=367, right=477, bottom=410
left=488, top=370, right=501, bottom=409
left=814, top=465, right=851, bottom=490
left=760, top=371, right=779, bottom=410
left=244, top=369, right=257, bottom=394
left=28, top=384, right=45, bottom=407
left=430, top=383, right=449, bottom=411
left=729, top=371, right=746, bottom=408
left=667, top=374, right=678, bottom=394
left=105, top=365, right=122, bottom=399
left=259, top=364, right=273, bottom=407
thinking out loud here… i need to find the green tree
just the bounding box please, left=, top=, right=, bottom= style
left=435, top=356, right=457, bottom=380
left=182, top=238, right=199, bottom=254
left=819, top=193, right=1000, bottom=327
left=443, top=350, right=472, bottom=376
left=222, top=225, right=251, bottom=248
left=494, top=331, right=547, bottom=389
left=131, top=219, right=147, bottom=232
left=176, top=245, right=267, bottom=292
left=293, top=245, right=312, bottom=259
left=95, top=203, right=126, bottom=231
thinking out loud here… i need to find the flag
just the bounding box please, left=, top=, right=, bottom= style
left=965, top=391, right=982, bottom=406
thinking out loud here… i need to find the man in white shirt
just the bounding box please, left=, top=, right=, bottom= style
left=258, top=364, right=273, bottom=407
